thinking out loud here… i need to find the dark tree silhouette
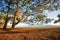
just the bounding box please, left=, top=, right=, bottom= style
left=54, top=14, right=60, bottom=23
left=3, top=0, right=12, bottom=30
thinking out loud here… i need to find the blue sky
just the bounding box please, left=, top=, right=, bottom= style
left=0, top=0, right=60, bottom=20
left=43, top=9, right=60, bottom=20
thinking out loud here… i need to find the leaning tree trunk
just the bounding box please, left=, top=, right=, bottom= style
left=3, top=11, right=9, bottom=30
left=12, top=6, right=20, bottom=28
left=12, top=12, right=17, bottom=28
left=3, top=2, right=10, bottom=30
left=12, top=7, right=28, bottom=28
left=12, top=2, right=19, bottom=28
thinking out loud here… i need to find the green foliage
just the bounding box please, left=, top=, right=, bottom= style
left=0, top=14, right=6, bottom=20
left=37, top=15, right=46, bottom=19
left=0, top=22, right=4, bottom=24
left=57, top=14, right=60, bottom=18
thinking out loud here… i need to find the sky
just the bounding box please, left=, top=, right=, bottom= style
left=0, top=0, right=60, bottom=20
left=43, top=9, right=60, bottom=20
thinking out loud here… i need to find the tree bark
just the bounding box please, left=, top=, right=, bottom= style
left=12, top=7, right=20, bottom=28
left=3, top=13, right=9, bottom=30
left=12, top=13, right=16, bottom=28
